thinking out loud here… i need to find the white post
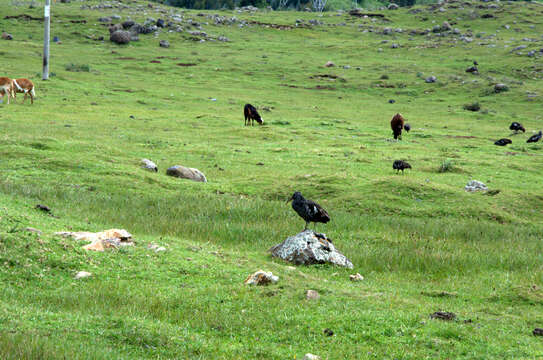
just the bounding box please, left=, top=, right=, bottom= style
left=43, top=0, right=50, bottom=80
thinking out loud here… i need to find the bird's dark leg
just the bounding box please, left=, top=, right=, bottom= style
left=304, top=221, right=309, bottom=231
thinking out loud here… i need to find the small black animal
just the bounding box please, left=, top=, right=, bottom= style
left=466, top=66, right=478, bottom=74
left=393, top=160, right=411, bottom=173
left=36, top=204, right=51, bottom=212
left=287, top=191, right=330, bottom=231
left=527, top=131, right=542, bottom=143
left=509, top=122, right=525, bottom=133
left=244, top=104, right=263, bottom=126
left=494, top=138, right=512, bottom=146
left=403, top=123, right=411, bottom=132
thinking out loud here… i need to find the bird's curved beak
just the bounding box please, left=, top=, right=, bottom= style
left=286, top=196, right=293, bottom=204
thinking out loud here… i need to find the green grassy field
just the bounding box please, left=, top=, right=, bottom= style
left=0, top=0, right=543, bottom=358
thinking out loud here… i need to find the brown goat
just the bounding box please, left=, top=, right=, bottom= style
left=11, top=78, right=35, bottom=104
left=390, top=113, right=406, bottom=140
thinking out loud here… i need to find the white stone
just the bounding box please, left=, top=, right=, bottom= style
left=141, top=158, right=158, bottom=172
left=303, top=354, right=321, bottom=360
left=244, top=270, right=278, bottom=286
left=350, top=273, right=364, bottom=281
left=75, top=271, right=92, bottom=279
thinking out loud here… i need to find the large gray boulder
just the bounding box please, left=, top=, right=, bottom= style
left=166, top=165, right=207, bottom=182
left=110, top=30, right=131, bottom=44
left=270, top=230, right=353, bottom=269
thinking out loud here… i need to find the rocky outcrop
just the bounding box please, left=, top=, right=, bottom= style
left=244, top=270, right=278, bottom=285
left=110, top=30, right=131, bottom=44
left=270, top=230, right=353, bottom=269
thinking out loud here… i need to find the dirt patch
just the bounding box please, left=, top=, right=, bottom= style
left=112, top=89, right=135, bottom=93
left=4, top=14, right=42, bottom=21
left=280, top=84, right=299, bottom=88
left=446, top=135, right=477, bottom=139
left=177, top=63, right=197, bottom=67
left=430, top=311, right=456, bottom=321
left=308, top=85, right=336, bottom=90
left=310, top=74, right=346, bottom=82
left=117, top=57, right=136, bottom=60
left=70, top=19, right=87, bottom=24
left=150, top=60, right=161, bottom=63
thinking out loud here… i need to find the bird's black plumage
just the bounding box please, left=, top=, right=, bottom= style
left=466, top=66, right=478, bottom=74
left=527, top=131, right=542, bottom=143
left=287, top=192, right=330, bottom=230
left=494, top=138, right=512, bottom=146
left=393, top=160, right=411, bottom=173
left=403, top=123, right=411, bottom=132
left=509, top=122, right=525, bottom=133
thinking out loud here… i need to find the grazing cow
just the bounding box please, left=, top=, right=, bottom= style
left=390, top=113, right=407, bottom=140
left=244, top=104, right=263, bottom=126
left=11, top=78, right=35, bottom=104
left=0, top=77, right=13, bottom=104
left=393, top=160, right=411, bottom=173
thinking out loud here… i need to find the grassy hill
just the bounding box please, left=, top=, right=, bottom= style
left=0, top=0, right=542, bottom=358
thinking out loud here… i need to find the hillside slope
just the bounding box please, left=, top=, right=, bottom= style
left=0, top=0, right=542, bottom=358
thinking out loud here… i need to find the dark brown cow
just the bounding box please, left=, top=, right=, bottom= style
left=244, top=104, right=263, bottom=126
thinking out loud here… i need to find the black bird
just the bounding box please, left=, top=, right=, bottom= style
left=527, top=131, right=542, bottom=143
left=473, top=60, right=478, bottom=66
left=403, top=123, right=411, bottom=132
left=36, top=204, right=51, bottom=212
left=393, top=160, right=411, bottom=173
left=466, top=66, right=478, bottom=74
left=287, top=192, right=330, bottom=231
left=494, top=138, right=512, bottom=146
left=509, top=122, right=525, bottom=133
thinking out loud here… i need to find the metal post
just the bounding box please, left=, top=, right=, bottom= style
left=43, top=0, right=50, bottom=80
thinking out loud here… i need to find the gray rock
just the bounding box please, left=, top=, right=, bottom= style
left=441, top=21, right=452, bottom=31
left=109, top=23, right=123, bottom=34
left=111, top=14, right=121, bottom=20
left=110, top=30, right=131, bottom=44
left=218, top=36, right=229, bottom=42
left=122, top=20, right=135, bottom=29
left=159, top=40, right=170, bottom=48
left=270, top=230, right=353, bottom=269
left=141, top=158, right=158, bottom=172
left=166, top=165, right=207, bottom=182
left=391, top=43, right=400, bottom=48
left=98, top=17, right=112, bottom=23
left=425, top=76, right=437, bottom=83
left=465, top=180, right=487, bottom=192
left=494, top=83, right=508, bottom=93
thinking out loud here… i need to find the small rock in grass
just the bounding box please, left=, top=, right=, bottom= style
left=465, top=180, right=487, bottom=192
left=141, top=158, right=158, bottom=172
left=75, top=271, right=92, bottom=279
left=494, top=83, right=509, bottom=93
left=159, top=40, right=170, bottom=48
left=303, top=354, right=321, bottom=360
left=244, top=270, right=278, bottom=286
left=147, top=243, right=166, bottom=252
left=425, top=76, right=437, bottom=83
left=324, top=61, right=335, bottom=67
left=306, top=290, right=320, bottom=300
left=350, top=273, right=364, bottom=281
left=166, top=165, right=207, bottom=182
left=430, top=311, right=456, bottom=320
